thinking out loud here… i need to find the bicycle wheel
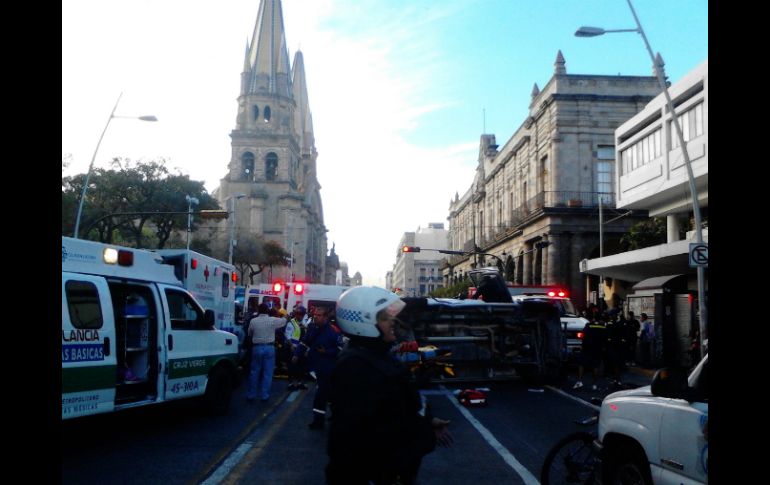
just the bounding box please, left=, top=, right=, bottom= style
left=541, top=431, right=599, bottom=485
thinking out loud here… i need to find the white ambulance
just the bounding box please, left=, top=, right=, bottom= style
left=62, top=237, right=240, bottom=420
left=153, top=249, right=238, bottom=335
left=244, top=281, right=351, bottom=316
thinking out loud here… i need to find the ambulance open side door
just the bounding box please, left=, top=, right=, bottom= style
left=61, top=273, right=117, bottom=419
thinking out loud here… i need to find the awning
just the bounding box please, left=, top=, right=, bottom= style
left=632, top=274, right=684, bottom=291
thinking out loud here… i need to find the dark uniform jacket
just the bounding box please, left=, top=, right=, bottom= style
left=326, top=338, right=436, bottom=484
left=295, top=322, right=341, bottom=374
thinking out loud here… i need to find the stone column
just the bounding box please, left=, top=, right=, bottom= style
left=523, top=242, right=533, bottom=285
left=667, top=214, right=682, bottom=243
left=546, top=234, right=561, bottom=285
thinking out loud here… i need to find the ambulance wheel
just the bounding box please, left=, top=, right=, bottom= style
left=203, top=366, right=233, bottom=415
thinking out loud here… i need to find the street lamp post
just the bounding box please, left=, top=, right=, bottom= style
left=185, top=195, right=199, bottom=250
left=72, top=92, right=158, bottom=238
left=228, top=193, right=247, bottom=265
left=575, top=0, right=707, bottom=357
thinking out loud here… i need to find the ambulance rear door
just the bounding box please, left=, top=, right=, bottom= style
left=62, top=273, right=117, bottom=419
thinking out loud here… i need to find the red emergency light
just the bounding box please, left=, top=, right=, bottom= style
left=546, top=289, right=568, bottom=298
left=293, top=283, right=304, bottom=295
left=190, top=258, right=198, bottom=270
left=232, top=272, right=238, bottom=283
left=117, top=250, right=134, bottom=266
left=272, top=282, right=283, bottom=293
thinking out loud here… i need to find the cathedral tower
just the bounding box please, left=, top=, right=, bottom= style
left=216, top=0, right=328, bottom=283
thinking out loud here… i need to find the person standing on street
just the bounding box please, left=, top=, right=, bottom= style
left=574, top=315, right=608, bottom=391
left=638, top=313, right=654, bottom=367
left=294, top=305, right=343, bottom=429
left=286, top=306, right=308, bottom=390
left=326, top=286, right=453, bottom=485
left=246, top=303, right=288, bottom=402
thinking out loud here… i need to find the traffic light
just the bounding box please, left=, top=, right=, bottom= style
left=402, top=246, right=421, bottom=253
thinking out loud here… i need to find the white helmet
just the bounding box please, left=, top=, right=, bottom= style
left=336, top=286, right=406, bottom=338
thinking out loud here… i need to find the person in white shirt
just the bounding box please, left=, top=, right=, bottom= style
left=246, top=303, right=288, bottom=402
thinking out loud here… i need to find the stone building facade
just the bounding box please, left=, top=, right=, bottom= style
left=444, top=52, right=661, bottom=308
left=212, top=0, right=335, bottom=284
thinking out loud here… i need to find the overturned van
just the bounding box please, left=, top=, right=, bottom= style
left=398, top=297, right=565, bottom=383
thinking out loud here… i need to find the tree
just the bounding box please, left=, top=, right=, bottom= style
left=233, top=236, right=290, bottom=285
left=62, top=157, right=220, bottom=248
left=620, top=217, right=667, bottom=251
left=430, top=278, right=471, bottom=299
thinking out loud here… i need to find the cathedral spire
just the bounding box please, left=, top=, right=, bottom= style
left=245, top=0, right=292, bottom=97
left=292, top=50, right=315, bottom=156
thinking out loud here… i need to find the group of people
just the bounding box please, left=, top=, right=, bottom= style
left=573, top=310, right=654, bottom=390
left=239, top=286, right=453, bottom=484
left=241, top=301, right=342, bottom=410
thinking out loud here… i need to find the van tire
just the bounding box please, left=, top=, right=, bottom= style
left=604, top=444, right=652, bottom=485
left=203, top=366, right=232, bottom=415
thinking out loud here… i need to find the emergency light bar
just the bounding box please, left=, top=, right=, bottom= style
left=293, top=283, right=304, bottom=295
left=273, top=282, right=283, bottom=293
left=103, top=248, right=134, bottom=266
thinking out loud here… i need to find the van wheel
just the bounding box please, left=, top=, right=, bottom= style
left=605, top=445, right=652, bottom=485
left=203, top=366, right=232, bottom=415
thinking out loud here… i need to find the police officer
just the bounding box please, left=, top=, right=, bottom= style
left=294, top=305, right=342, bottom=429
left=573, top=315, right=608, bottom=390
left=326, top=286, right=452, bottom=484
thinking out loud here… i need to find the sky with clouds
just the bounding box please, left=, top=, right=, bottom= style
left=62, top=0, right=708, bottom=286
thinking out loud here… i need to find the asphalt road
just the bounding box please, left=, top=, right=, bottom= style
left=61, top=366, right=654, bottom=484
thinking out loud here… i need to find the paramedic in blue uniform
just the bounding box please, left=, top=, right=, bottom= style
left=326, top=286, right=452, bottom=485
left=293, top=305, right=343, bottom=429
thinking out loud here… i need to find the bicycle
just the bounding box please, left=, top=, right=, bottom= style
left=540, top=409, right=600, bottom=485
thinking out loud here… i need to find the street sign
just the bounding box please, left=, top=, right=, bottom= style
left=689, top=243, right=708, bottom=268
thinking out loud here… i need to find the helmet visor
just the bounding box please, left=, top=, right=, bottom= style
left=383, top=299, right=406, bottom=318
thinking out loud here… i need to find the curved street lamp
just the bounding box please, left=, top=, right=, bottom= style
left=72, top=92, right=158, bottom=239
left=575, top=0, right=707, bottom=358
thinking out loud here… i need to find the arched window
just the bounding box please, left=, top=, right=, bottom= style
left=265, top=152, right=278, bottom=181
left=242, top=152, right=255, bottom=181
left=252, top=105, right=259, bottom=121
left=263, top=106, right=271, bottom=123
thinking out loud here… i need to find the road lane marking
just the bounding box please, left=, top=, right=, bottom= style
left=544, top=385, right=600, bottom=411
left=438, top=386, right=540, bottom=485
left=198, top=389, right=308, bottom=485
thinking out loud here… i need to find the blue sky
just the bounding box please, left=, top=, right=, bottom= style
left=62, top=0, right=708, bottom=286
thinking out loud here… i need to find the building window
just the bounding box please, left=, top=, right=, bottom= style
left=263, top=105, right=272, bottom=123
left=265, top=153, right=278, bottom=181
left=242, top=152, right=255, bottom=180
left=252, top=105, right=259, bottom=121
left=670, top=102, right=704, bottom=148
left=596, top=161, right=613, bottom=202
left=621, top=129, right=661, bottom=175
left=597, top=145, right=614, bottom=160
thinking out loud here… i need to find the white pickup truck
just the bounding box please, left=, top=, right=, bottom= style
left=596, top=354, right=708, bottom=484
